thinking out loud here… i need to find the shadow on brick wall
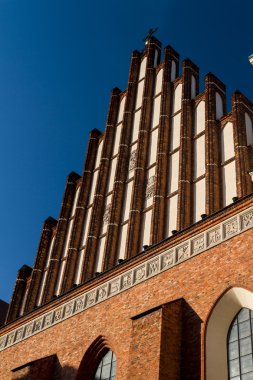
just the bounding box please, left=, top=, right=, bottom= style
left=12, top=356, right=78, bottom=379
left=181, top=300, right=202, bottom=380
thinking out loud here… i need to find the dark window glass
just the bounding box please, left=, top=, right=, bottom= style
left=93, top=350, right=116, bottom=380
left=228, top=308, right=253, bottom=379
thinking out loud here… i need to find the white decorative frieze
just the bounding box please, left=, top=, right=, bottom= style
left=1, top=206, right=253, bottom=352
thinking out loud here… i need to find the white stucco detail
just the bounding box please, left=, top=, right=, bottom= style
left=155, top=69, right=163, bottom=95
left=89, top=170, right=98, bottom=205
left=171, top=60, right=176, bottom=81
left=166, top=194, right=178, bottom=237
left=222, top=160, right=237, bottom=206
left=113, top=123, right=122, bottom=156
left=107, top=157, right=117, bottom=193
left=170, top=113, right=181, bottom=151
left=191, top=75, right=196, bottom=99
left=118, top=223, right=128, bottom=260
left=216, top=92, right=223, bottom=119
left=81, top=207, right=92, bottom=246
left=128, top=144, right=137, bottom=180
left=168, top=151, right=179, bottom=194
left=55, top=218, right=74, bottom=295
left=139, top=57, right=147, bottom=81
left=195, top=101, right=205, bottom=135
left=193, top=178, right=206, bottom=223
left=95, top=140, right=103, bottom=169
left=36, top=236, right=56, bottom=305
left=74, top=248, right=85, bottom=285
left=70, top=187, right=80, bottom=217
left=221, top=122, right=235, bottom=163
left=194, top=135, right=205, bottom=179
left=141, top=209, right=152, bottom=247
left=55, top=259, right=66, bottom=296
left=144, top=166, right=156, bottom=208
left=245, top=112, right=253, bottom=146
left=19, top=286, right=29, bottom=317
left=117, top=97, right=125, bottom=124
left=147, top=128, right=158, bottom=167
left=172, top=83, right=182, bottom=114
left=152, top=95, right=161, bottom=129
left=206, top=287, right=253, bottom=380
left=136, top=80, right=144, bottom=109
left=62, top=219, right=74, bottom=258
left=131, top=110, right=141, bottom=143
left=122, top=180, right=133, bottom=222
left=95, top=236, right=106, bottom=273
left=101, top=194, right=112, bottom=235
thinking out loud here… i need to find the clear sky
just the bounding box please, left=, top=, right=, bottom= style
left=0, top=0, right=252, bottom=303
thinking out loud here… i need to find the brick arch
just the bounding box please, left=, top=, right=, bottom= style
left=76, top=335, right=115, bottom=380
left=205, top=286, right=253, bottom=380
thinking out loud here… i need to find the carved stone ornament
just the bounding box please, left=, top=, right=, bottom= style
left=129, top=150, right=137, bottom=171
left=145, top=175, right=155, bottom=199
left=103, top=204, right=112, bottom=224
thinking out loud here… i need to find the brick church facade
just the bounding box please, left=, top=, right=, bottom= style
left=1, top=36, right=253, bottom=379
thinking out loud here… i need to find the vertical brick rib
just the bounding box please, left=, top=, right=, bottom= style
left=42, top=171, right=80, bottom=303
left=5, top=265, right=32, bottom=323
left=151, top=46, right=179, bottom=244
left=102, top=50, right=141, bottom=271
left=177, top=60, right=199, bottom=230
left=205, top=73, right=226, bottom=214
left=81, top=88, right=121, bottom=281
left=60, top=128, right=102, bottom=292
left=232, top=91, right=253, bottom=197
left=126, top=38, right=161, bottom=258
left=24, top=217, right=57, bottom=313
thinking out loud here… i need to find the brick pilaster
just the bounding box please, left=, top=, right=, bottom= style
left=81, top=88, right=121, bottom=281
left=128, top=300, right=183, bottom=380
left=177, top=60, right=199, bottom=230
left=232, top=91, right=253, bottom=197
left=101, top=50, right=141, bottom=271
left=151, top=45, right=179, bottom=244
left=5, top=265, right=32, bottom=323
left=24, top=217, right=57, bottom=313
left=60, top=128, right=102, bottom=291
left=205, top=73, right=226, bottom=214
left=42, top=171, right=80, bottom=303
left=125, top=37, right=161, bottom=258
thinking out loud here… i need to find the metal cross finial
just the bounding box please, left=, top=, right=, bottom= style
left=143, top=27, right=158, bottom=43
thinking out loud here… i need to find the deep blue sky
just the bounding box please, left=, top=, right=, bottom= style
left=0, top=0, right=252, bottom=303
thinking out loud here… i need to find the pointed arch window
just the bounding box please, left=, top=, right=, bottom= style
left=228, top=308, right=253, bottom=379
left=94, top=350, right=116, bottom=380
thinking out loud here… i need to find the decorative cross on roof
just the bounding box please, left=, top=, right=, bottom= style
left=143, top=28, right=158, bottom=43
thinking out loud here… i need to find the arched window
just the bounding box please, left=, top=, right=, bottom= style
left=228, top=308, right=253, bottom=379
left=94, top=350, right=116, bottom=380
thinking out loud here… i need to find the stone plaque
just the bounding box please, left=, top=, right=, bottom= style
left=207, top=228, right=221, bottom=247
left=241, top=210, right=253, bottom=230
left=121, top=272, right=132, bottom=290
left=134, top=266, right=146, bottom=283
left=161, top=250, right=175, bottom=270
left=192, top=235, right=205, bottom=255
left=147, top=259, right=159, bottom=276
left=176, top=243, right=190, bottom=262
left=224, top=218, right=238, bottom=238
